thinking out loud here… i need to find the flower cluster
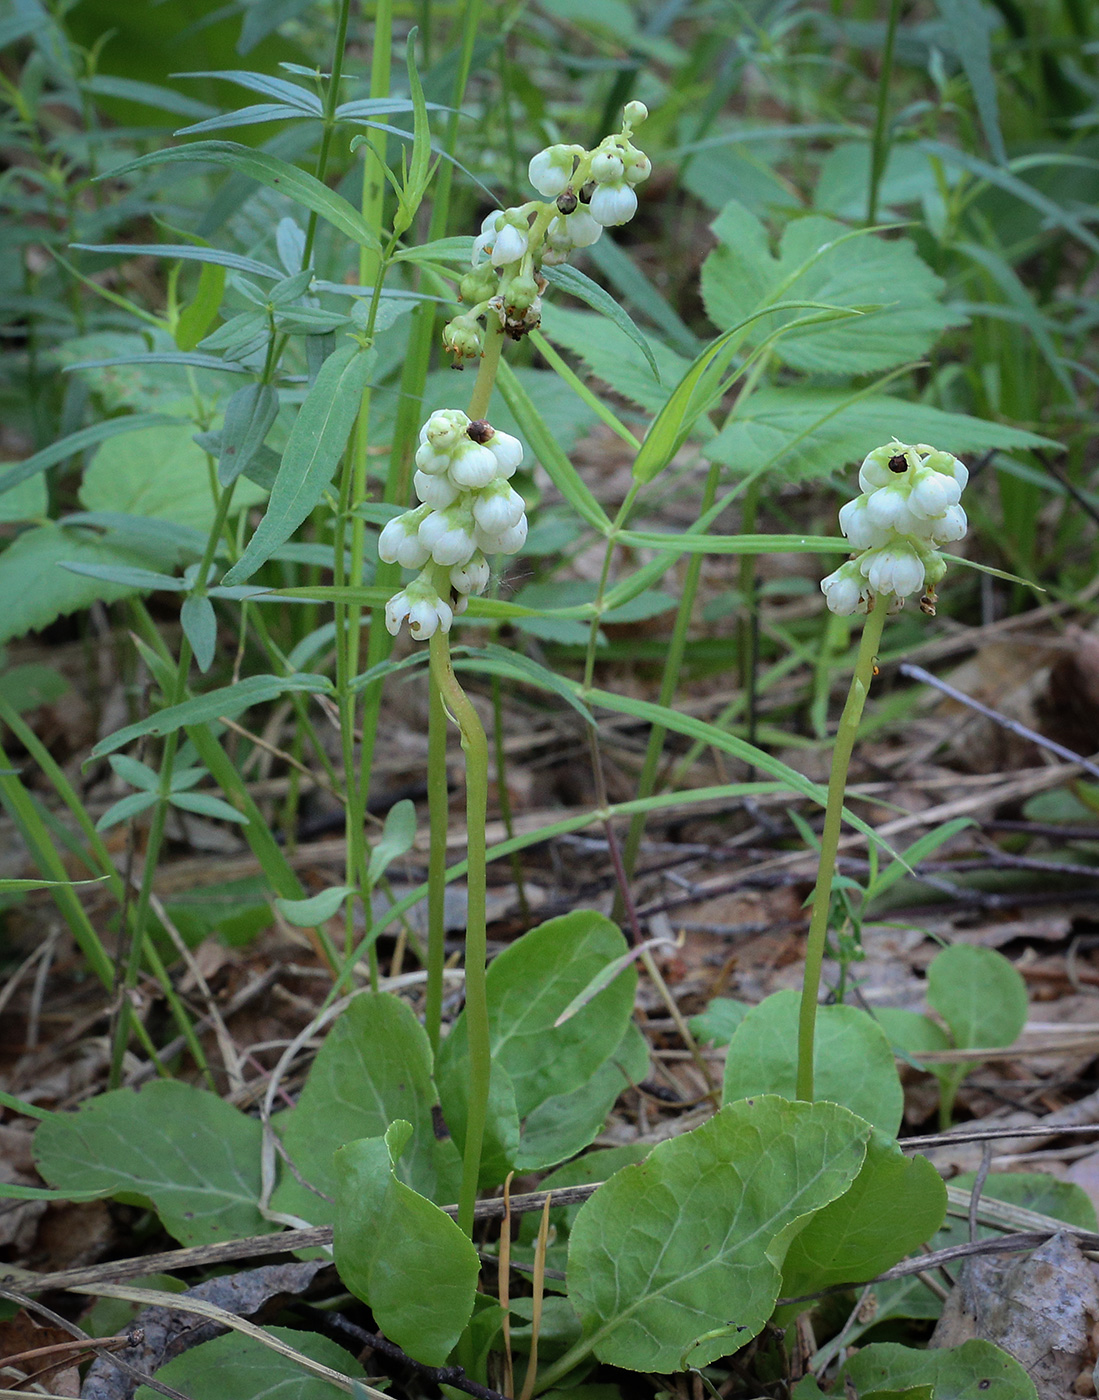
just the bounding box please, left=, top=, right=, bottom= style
left=820, top=441, right=968, bottom=616
left=444, top=102, right=651, bottom=357
left=380, top=410, right=527, bottom=640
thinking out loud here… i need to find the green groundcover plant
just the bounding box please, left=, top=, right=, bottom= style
left=2, top=0, right=1097, bottom=1397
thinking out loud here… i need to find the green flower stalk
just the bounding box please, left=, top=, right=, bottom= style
left=797, top=441, right=968, bottom=1101
left=378, top=104, right=653, bottom=1238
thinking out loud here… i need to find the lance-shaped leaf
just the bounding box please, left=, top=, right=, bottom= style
left=565, top=1096, right=870, bottom=1372
left=105, top=141, right=380, bottom=251
left=334, top=1121, right=479, bottom=1366
left=224, top=342, right=374, bottom=584
left=218, top=383, right=280, bottom=487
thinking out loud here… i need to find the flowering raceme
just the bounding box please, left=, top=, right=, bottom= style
left=381, top=411, right=527, bottom=641
left=444, top=102, right=651, bottom=358
left=821, top=441, right=969, bottom=616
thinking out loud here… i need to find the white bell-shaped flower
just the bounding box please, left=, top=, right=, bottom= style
left=838, top=497, right=889, bottom=550
left=472, top=480, right=526, bottom=535
left=907, top=467, right=962, bottom=520
left=450, top=551, right=491, bottom=597
left=448, top=440, right=501, bottom=490
left=528, top=145, right=575, bottom=197
left=471, top=209, right=504, bottom=265
left=859, top=541, right=926, bottom=598
left=419, top=502, right=477, bottom=567
left=820, top=560, right=866, bottom=616
left=476, top=513, right=528, bottom=556
left=930, top=503, right=968, bottom=543
left=491, top=217, right=529, bottom=268
left=378, top=506, right=431, bottom=569
left=414, top=469, right=460, bottom=510
left=589, top=180, right=638, bottom=227
left=487, top=428, right=523, bottom=478
left=385, top=579, right=454, bottom=640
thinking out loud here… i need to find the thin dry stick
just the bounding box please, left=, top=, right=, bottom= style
left=62, top=1282, right=392, bottom=1399
left=0, top=1286, right=189, bottom=1400
left=899, top=661, right=1099, bottom=782
left=518, top=1193, right=553, bottom=1400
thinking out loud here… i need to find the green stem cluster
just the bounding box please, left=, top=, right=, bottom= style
left=428, top=631, right=490, bottom=1238
left=796, top=593, right=888, bottom=1101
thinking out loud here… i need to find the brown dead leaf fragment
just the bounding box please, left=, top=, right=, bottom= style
left=931, top=1230, right=1099, bottom=1399
left=0, top=1310, right=81, bottom=1395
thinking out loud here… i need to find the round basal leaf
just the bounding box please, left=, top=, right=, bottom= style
left=272, top=993, right=460, bottom=1225
left=723, top=990, right=904, bottom=1136
left=333, top=1122, right=479, bottom=1367
left=839, top=1339, right=1038, bottom=1399
left=33, top=1080, right=275, bottom=1245
left=780, top=1131, right=947, bottom=1305
left=926, top=944, right=1028, bottom=1051
left=133, top=1326, right=364, bottom=1399
left=566, top=1095, right=870, bottom=1372
left=441, top=909, right=636, bottom=1121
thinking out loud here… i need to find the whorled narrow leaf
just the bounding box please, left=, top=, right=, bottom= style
left=104, top=142, right=381, bottom=252
left=224, top=342, right=374, bottom=583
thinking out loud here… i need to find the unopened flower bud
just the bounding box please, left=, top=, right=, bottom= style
left=623, top=100, right=648, bottom=128
left=442, top=313, right=484, bottom=363
left=624, top=151, right=652, bottom=185
left=460, top=264, right=498, bottom=305
left=591, top=149, right=625, bottom=183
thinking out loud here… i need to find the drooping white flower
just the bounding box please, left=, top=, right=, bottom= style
left=385, top=580, right=454, bottom=640
left=378, top=506, right=431, bottom=569
left=546, top=208, right=603, bottom=255
left=907, top=468, right=962, bottom=520
left=528, top=145, right=575, bottom=197
left=859, top=540, right=926, bottom=599
left=491, top=217, right=529, bottom=268
left=930, top=503, right=967, bottom=543
left=486, top=428, right=523, bottom=478
left=414, top=469, right=460, bottom=510
left=476, top=512, right=528, bottom=556
left=472, top=480, right=526, bottom=535
left=472, top=209, right=504, bottom=265
left=589, top=180, right=638, bottom=227
left=820, top=561, right=866, bottom=616
left=450, top=551, right=491, bottom=597
left=838, top=497, right=889, bottom=551
left=418, top=502, right=477, bottom=567
left=448, top=440, right=501, bottom=490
